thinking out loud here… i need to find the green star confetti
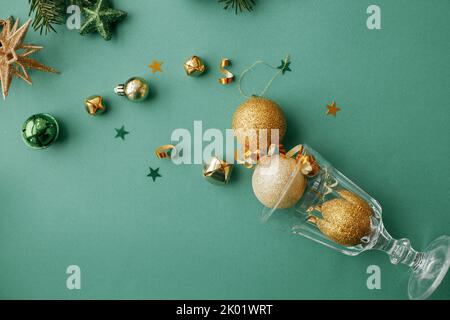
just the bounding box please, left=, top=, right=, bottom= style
left=147, top=167, right=162, bottom=182
left=80, top=0, right=127, bottom=41
left=115, top=126, right=129, bottom=140
left=277, top=56, right=292, bottom=75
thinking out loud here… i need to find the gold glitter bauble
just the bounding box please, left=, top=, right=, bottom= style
left=313, top=190, right=373, bottom=247
left=252, top=155, right=306, bottom=209
left=232, top=96, right=287, bottom=152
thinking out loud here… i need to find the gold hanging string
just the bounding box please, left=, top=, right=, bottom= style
left=238, top=54, right=290, bottom=98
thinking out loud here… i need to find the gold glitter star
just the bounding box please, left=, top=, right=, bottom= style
left=149, top=60, right=163, bottom=74
left=0, top=17, right=58, bottom=100
left=326, top=101, right=341, bottom=117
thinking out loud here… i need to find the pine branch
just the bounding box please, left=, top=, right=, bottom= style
left=28, top=0, right=96, bottom=35
left=28, top=0, right=65, bottom=34
left=219, top=0, right=256, bottom=14
left=67, top=0, right=95, bottom=7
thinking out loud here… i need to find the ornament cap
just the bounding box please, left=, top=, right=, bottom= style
left=114, top=84, right=126, bottom=96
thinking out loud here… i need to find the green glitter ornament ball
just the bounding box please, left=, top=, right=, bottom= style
left=22, top=114, right=60, bottom=150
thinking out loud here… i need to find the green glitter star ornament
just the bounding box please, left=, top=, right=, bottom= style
left=79, top=0, right=127, bottom=41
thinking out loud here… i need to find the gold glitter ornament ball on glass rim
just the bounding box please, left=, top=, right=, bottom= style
left=311, top=190, right=373, bottom=247
left=252, top=154, right=306, bottom=209
left=232, top=96, right=287, bottom=152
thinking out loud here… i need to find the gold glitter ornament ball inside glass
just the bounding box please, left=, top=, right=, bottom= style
left=252, top=155, right=306, bottom=209
left=232, top=96, right=287, bottom=151
left=315, top=190, right=373, bottom=247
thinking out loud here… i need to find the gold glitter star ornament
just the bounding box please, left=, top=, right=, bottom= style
left=0, top=17, right=58, bottom=100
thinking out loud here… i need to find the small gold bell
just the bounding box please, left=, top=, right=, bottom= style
left=184, top=56, right=206, bottom=76
left=203, top=157, right=233, bottom=185
left=114, top=77, right=150, bottom=102
left=84, top=95, right=106, bottom=115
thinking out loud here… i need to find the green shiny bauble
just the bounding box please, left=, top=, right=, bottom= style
left=22, top=113, right=59, bottom=149
left=114, top=77, right=150, bottom=102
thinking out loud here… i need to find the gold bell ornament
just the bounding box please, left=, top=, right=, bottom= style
left=84, top=95, right=106, bottom=115
left=184, top=56, right=206, bottom=76
left=203, top=157, right=233, bottom=185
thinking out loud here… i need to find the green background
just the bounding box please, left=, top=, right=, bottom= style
left=0, top=0, right=449, bottom=300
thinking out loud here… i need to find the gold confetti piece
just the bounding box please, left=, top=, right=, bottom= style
left=155, top=145, right=177, bottom=159
left=149, top=60, right=163, bottom=74
left=326, top=101, right=341, bottom=116
left=218, top=58, right=234, bottom=85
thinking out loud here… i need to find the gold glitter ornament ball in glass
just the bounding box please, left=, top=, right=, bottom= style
left=252, top=155, right=306, bottom=209
left=311, top=190, right=373, bottom=247
left=232, top=96, right=287, bottom=152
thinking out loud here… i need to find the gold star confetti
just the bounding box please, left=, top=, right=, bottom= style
left=149, top=60, right=163, bottom=74
left=326, top=101, right=341, bottom=117
left=0, top=17, right=58, bottom=100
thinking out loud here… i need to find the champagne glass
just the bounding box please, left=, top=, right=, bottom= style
left=261, top=144, right=450, bottom=300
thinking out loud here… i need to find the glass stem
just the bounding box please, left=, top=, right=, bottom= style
left=373, top=225, right=424, bottom=270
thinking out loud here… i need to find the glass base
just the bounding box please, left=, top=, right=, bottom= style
left=408, top=235, right=450, bottom=300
